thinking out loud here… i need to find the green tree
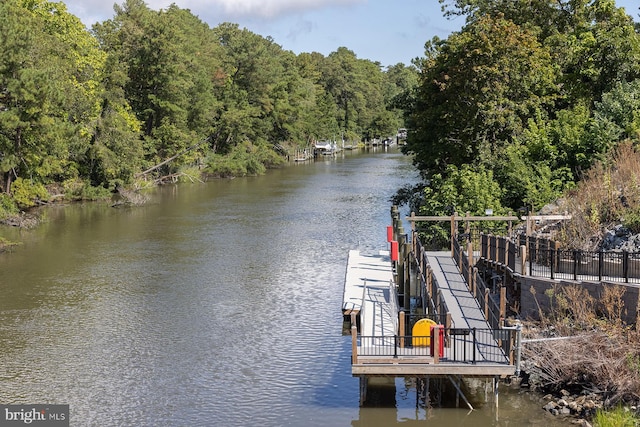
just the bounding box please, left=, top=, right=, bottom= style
left=416, top=164, right=505, bottom=248
left=593, top=79, right=640, bottom=143
left=296, top=52, right=339, bottom=141
left=0, top=0, right=104, bottom=199
left=96, top=2, right=227, bottom=174
left=405, top=15, right=558, bottom=178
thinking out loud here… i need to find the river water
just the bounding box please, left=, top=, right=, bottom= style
left=0, top=148, right=566, bottom=426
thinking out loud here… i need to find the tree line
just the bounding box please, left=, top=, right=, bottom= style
left=3, top=0, right=640, bottom=238
left=401, top=0, right=640, bottom=246
left=0, top=0, right=416, bottom=214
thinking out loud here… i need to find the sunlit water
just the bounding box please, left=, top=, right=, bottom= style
left=0, top=148, right=567, bottom=426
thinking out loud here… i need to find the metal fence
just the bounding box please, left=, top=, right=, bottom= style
left=453, top=236, right=504, bottom=330
left=515, top=234, right=640, bottom=283
left=357, top=328, right=512, bottom=364
left=472, top=234, right=640, bottom=284
left=413, top=235, right=451, bottom=318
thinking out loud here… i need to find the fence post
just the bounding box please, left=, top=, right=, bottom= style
left=399, top=311, right=405, bottom=348
left=472, top=266, right=478, bottom=296
left=573, top=250, right=578, bottom=281
left=520, top=245, right=527, bottom=276
left=529, top=243, right=534, bottom=278
left=624, top=250, right=629, bottom=283
left=481, top=234, right=486, bottom=259
left=503, top=237, right=508, bottom=267
left=488, top=235, right=493, bottom=263
left=598, top=250, right=603, bottom=282
left=472, top=328, right=477, bottom=364
left=465, top=211, right=471, bottom=236
left=404, top=240, right=411, bottom=309
left=394, top=335, right=398, bottom=358
left=451, top=212, right=457, bottom=257
left=484, top=289, right=489, bottom=321
left=467, top=241, right=474, bottom=289
left=445, top=313, right=452, bottom=348
left=550, top=248, right=555, bottom=280
left=500, top=285, right=506, bottom=327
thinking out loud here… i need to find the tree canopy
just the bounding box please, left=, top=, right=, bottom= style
left=404, top=0, right=640, bottom=224
left=0, top=0, right=417, bottom=212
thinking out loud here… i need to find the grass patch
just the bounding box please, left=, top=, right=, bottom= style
left=593, top=406, right=638, bottom=427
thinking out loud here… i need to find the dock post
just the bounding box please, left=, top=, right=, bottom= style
left=450, top=212, right=457, bottom=256
left=432, top=326, right=440, bottom=363
left=359, top=377, right=368, bottom=406
left=484, top=289, right=490, bottom=321
left=398, top=230, right=410, bottom=309
left=351, top=324, right=358, bottom=365
left=515, top=323, right=522, bottom=376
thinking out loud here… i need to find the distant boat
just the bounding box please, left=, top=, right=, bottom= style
left=383, top=138, right=396, bottom=146
left=314, top=140, right=338, bottom=156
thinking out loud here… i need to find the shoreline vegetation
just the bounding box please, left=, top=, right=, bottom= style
left=516, top=283, right=640, bottom=425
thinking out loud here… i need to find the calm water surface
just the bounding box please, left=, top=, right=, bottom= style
left=0, top=149, right=566, bottom=426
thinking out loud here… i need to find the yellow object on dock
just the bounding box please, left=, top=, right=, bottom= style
left=412, top=318, right=437, bottom=347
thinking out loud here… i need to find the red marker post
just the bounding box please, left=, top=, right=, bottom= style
left=391, top=240, right=398, bottom=261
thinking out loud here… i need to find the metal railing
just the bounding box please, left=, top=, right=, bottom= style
left=412, top=234, right=451, bottom=318
left=356, top=327, right=514, bottom=365
left=452, top=236, right=504, bottom=330
left=406, top=313, right=449, bottom=329
left=527, top=247, right=640, bottom=283
left=474, top=234, right=640, bottom=283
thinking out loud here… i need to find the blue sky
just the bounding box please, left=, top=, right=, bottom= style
left=63, top=0, right=639, bottom=68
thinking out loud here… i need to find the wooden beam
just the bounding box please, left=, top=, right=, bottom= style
left=352, top=364, right=515, bottom=376
left=407, top=215, right=519, bottom=222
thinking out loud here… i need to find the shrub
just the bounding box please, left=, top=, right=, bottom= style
left=10, top=178, right=49, bottom=209
left=623, top=208, right=640, bottom=234
left=0, top=194, right=19, bottom=219
left=206, top=140, right=283, bottom=177
left=177, top=166, right=204, bottom=183
left=63, top=179, right=111, bottom=201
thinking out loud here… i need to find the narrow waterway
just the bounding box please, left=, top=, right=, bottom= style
left=0, top=148, right=566, bottom=426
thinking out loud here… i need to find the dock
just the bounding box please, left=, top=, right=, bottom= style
left=342, top=233, right=520, bottom=408
left=342, top=250, right=398, bottom=337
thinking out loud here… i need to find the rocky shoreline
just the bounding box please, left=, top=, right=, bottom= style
left=540, top=390, right=603, bottom=424
left=509, top=373, right=606, bottom=426
left=515, top=335, right=640, bottom=426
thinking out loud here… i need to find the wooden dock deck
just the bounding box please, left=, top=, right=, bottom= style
left=342, top=250, right=398, bottom=337
left=343, top=249, right=517, bottom=379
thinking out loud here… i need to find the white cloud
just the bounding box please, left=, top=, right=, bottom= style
left=65, top=0, right=365, bottom=26
left=182, top=0, right=364, bottom=19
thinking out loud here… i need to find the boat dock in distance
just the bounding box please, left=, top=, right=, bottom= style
left=342, top=228, right=521, bottom=407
